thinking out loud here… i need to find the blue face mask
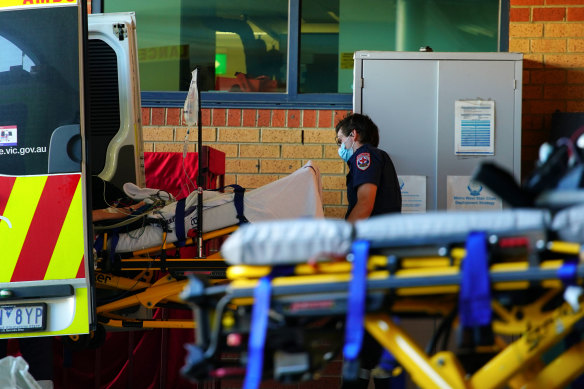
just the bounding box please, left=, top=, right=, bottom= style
left=338, top=137, right=354, bottom=162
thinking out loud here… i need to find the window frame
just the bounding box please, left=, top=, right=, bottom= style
left=93, top=0, right=509, bottom=110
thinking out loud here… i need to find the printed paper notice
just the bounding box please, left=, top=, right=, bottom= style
left=447, top=175, right=502, bottom=211
left=455, top=100, right=495, bottom=155
left=399, top=175, right=426, bottom=213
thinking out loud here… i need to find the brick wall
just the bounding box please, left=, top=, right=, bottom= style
left=141, top=107, right=351, bottom=218
left=510, top=0, right=584, bottom=174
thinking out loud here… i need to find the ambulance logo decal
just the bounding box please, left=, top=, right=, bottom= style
left=356, top=153, right=370, bottom=171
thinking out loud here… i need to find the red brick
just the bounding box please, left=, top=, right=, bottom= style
left=272, top=109, right=286, bottom=127
left=522, top=114, right=545, bottom=131
left=212, top=108, right=226, bottom=126
left=202, top=108, right=211, bottom=126
left=567, top=7, right=584, bottom=21
left=510, top=0, right=543, bottom=5
left=242, top=109, right=257, bottom=127
left=523, top=85, right=544, bottom=99
left=303, top=110, right=317, bottom=127
left=318, top=110, right=333, bottom=128
left=547, top=0, right=584, bottom=5
left=545, top=84, right=584, bottom=99
left=533, top=7, right=566, bottom=21
left=151, top=108, right=164, bottom=125
left=334, top=110, right=351, bottom=127
left=510, top=8, right=531, bottom=22
left=523, top=69, right=531, bottom=84
left=567, top=101, right=584, bottom=111
left=522, top=129, right=550, bottom=146
left=141, top=107, right=150, bottom=126
left=227, top=109, right=242, bottom=127
left=528, top=99, right=566, bottom=114
left=258, top=109, right=271, bottom=127
left=166, top=108, right=180, bottom=125
left=288, top=109, right=301, bottom=128
left=567, top=69, right=584, bottom=83
left=523, top=57, right=544, bottom=69
left=530, top=69, right=567, bottom=84
left=522, top=147, right=539, bottom=178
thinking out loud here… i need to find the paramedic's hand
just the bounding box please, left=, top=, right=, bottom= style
left=92, top=201, right=145, bottom=222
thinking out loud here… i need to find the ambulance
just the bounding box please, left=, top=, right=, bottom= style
left=0, top=0, right=143, bottom=340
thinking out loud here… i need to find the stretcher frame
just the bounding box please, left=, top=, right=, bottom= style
left=92, top=225, right=236, bottom=332
left=180, top=231, right=584, bottom=389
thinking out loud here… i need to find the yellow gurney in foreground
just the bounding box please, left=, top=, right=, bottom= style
left=180, top=208, right=584, bottom=389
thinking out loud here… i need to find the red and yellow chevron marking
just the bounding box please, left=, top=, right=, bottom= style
left=0, top=0, right=77, bottom=11
left=0, top=174, right=85, bottom=282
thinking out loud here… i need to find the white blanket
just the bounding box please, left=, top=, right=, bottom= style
left=112, top=161, right=324, bottom=253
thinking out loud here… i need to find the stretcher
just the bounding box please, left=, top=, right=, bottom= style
left=179, top=205, right=584, bottom=389
left=88, top=162, right=324, bottom=337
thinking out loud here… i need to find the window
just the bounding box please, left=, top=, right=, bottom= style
left=99, top=0, right=505, bottom=108
left=0, top=7, right=80, bottom=175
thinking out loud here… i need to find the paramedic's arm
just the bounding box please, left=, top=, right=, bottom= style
left=92, top=201, right=145, bottom=222
left=347, top=183, right=377, bottom=222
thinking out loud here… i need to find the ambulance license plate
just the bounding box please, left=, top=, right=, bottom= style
left=0, top=303, right=47, bottom=333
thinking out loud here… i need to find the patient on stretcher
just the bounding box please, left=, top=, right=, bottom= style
left=93, top=161, right=324, bottom=253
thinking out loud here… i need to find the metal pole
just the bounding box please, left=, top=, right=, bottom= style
left=196, top=68, right=204, bottom=258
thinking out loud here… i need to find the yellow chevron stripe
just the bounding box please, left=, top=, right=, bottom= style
left=0, top=176, right=47, bottom=282
left=45, top=177, right=85, bottom=280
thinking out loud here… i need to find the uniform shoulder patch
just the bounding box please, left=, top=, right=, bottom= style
left=356, top=152, right=371, bottom=171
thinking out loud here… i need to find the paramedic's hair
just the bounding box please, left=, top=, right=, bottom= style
left=335, top=113, right=380, bottom=147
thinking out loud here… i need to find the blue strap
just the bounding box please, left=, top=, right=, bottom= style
left=558, top=260, right=578, bottom=286
left=459, top=231, right=491, bottom=327
left=343, top=240, right=369, bottom=365
left=209, top=184, right=248, bottom=224
left=174, top=198, right=186, bottom=247
left=243, top=276, right=272, bottom=389
left=243, top=266, right=294, bottom=389
left=232, top=186, right=248, bottom=224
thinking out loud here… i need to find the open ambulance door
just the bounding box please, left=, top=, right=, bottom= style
left=0, top=1, right=94, bottom=338
left=87, top=12, right=144, bottom=191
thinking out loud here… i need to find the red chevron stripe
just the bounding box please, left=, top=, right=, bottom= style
left=11, top=174, right=80, bottom=282
left=0, top=176, right=17, bottom=216
left=76, top=255, right=85, bottom=278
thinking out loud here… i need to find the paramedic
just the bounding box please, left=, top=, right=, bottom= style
left=336, top=113, right=401, bottom=222
left=336, top=113, right=402, bottom=389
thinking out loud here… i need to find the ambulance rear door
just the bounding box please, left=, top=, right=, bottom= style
left=0, top=0, right=93, bottom=338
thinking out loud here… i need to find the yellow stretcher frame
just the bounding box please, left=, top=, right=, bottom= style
left=180, top=239, right=584, bottom=389
left=91, top=225, right=237, bottom=332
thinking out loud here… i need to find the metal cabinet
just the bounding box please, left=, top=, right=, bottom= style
left=353, top=51, right=523, bottom=211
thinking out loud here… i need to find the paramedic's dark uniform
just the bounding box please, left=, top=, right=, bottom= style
left=343, top=144, right=402, bottom=389
left=345, top=144, right=401, bottom=218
